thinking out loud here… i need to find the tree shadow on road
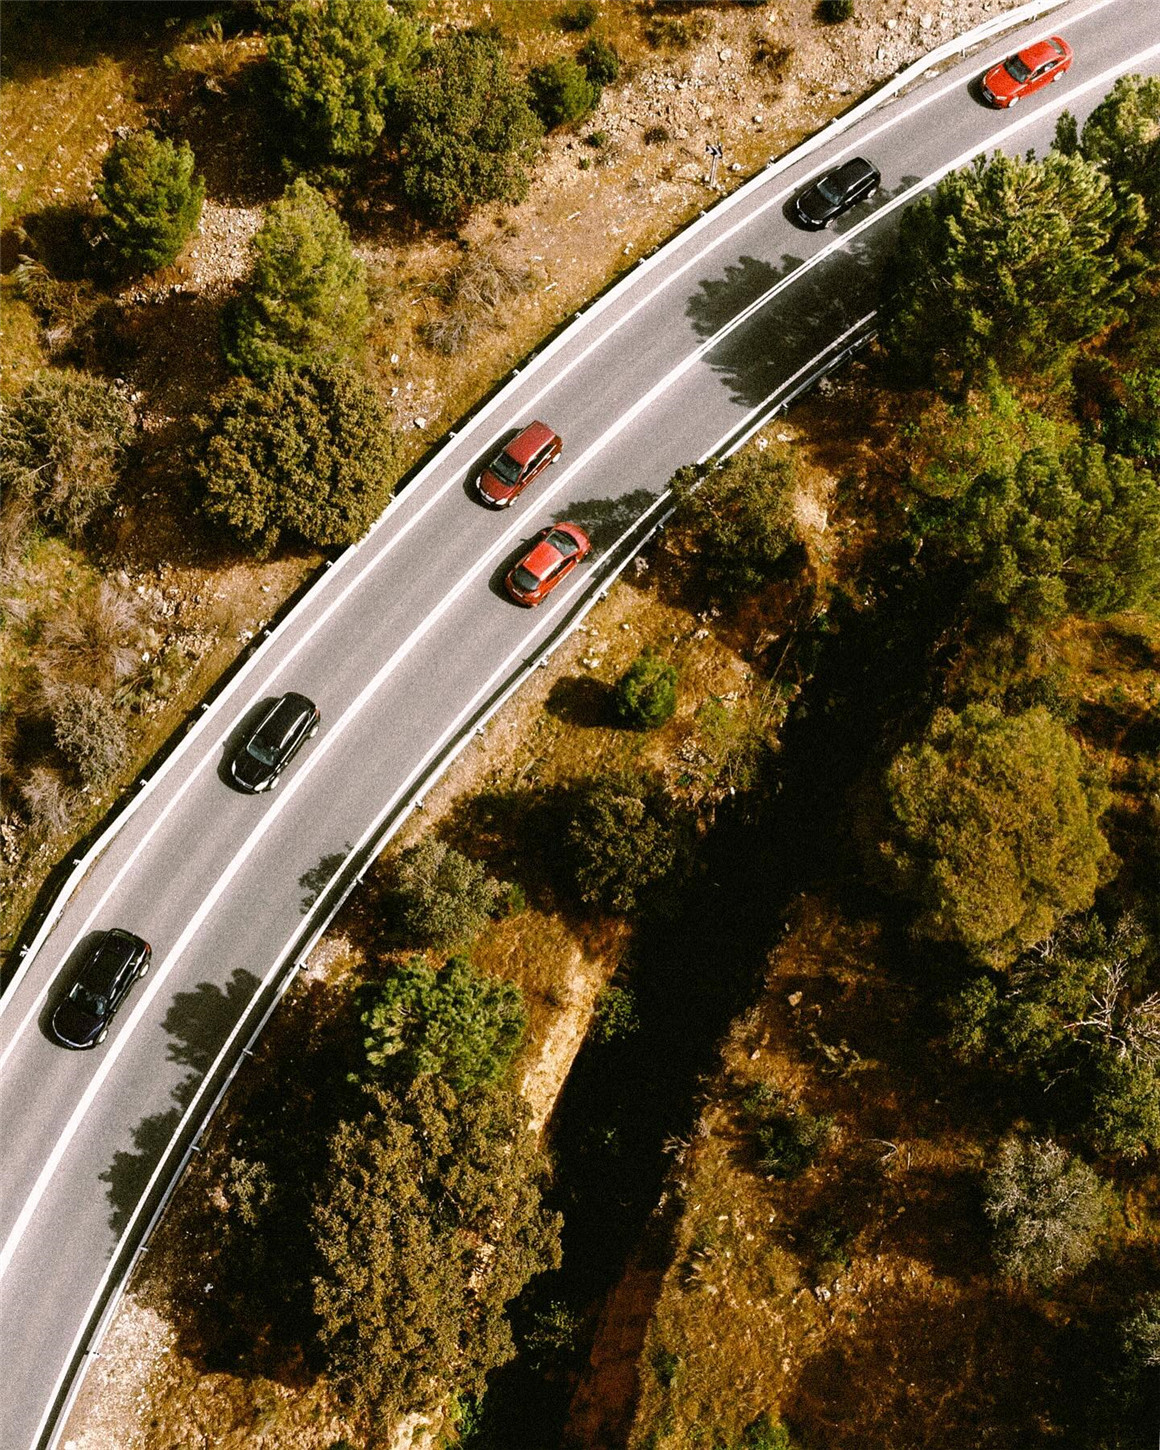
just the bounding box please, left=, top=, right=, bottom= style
left=98, top=967, right=260, bottom=1240
left=299, top=848, right=351, bottom=915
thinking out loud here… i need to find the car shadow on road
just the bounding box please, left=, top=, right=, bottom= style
left=98, top=967, right=260, bottom=1241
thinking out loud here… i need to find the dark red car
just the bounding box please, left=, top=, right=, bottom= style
left=981, top=36, right=1072, bottom=107
left=477, top=421, right=562, bottom=507
left=504, top=523, right=591, bottom=606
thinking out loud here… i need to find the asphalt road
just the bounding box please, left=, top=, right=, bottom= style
left=2, top=2, right=1158, bottom=1444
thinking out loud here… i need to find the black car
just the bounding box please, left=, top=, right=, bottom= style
left=52, top=929, right=151, bottom=1049
left=794, top=157, right=880, bottom=229
left=230, top=691, right=320, bottom=793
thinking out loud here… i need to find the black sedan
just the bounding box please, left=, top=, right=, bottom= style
left=230, top=691, right=320, bottom=793
left=794, top=157, right=880, bottom=229
left=52, top=929, right=151, bottom=1049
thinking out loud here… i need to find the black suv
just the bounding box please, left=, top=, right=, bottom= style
left=794, top=157, right=880, bottom=229
left=230, top=692, right=320, bottom=793
left=52, top=929, right=151, bottom=1049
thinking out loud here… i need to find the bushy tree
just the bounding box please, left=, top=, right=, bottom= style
left=196, top=361, right=395, bottom=555
left=1076, top=74, right=1160, bottom=261
left=578, top=36, right=620, bottom=86
left=528, top=55, right=600, bottom=129
left=95, top=129, right=204, bottom=275
left=50, top=684, right=130, bottom=787
left=881, top=150, right=1124, bottom=385
left=0, top=369, right=134, bottom=537
left=670, top=451, right=800, bottom=601
left=311, top=1077, right=561, bottom=1416
left=266, top=0, right=420, bottom=162
left=564, top=770, right=684, bottom=913
left=360, top=955, right=525, bottom=1092
left=397, top=32, right=543, bottom=225
left=225, top=178, right=368, bottom=380
left=866, top=704, right=1110, bottom=966
left=908, top=384, right=1160, bottom=620
left=388, top=838, right=510, bottom=948
left=614, top=650, right=678, bottom=730
left=983, top=1134, right=1108, bottom=1284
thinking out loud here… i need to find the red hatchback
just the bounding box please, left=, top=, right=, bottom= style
left=504, top=523, right=591, bottom=605
left=981, top=36, right=1072, bottom=107
left=477, top=421, right=562, bottom=507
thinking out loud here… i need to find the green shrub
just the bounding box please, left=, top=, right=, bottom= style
left=196, top=361, right=395, bottom=555
left=523, top=1300, right=582, bottom=1371
left=984, top=1135, right=1109, bottom=1284
left=614, top=650, right=678, bottom=730
left=578, top=36, right=620, bottom=85
left=95, top=129, right=204, bottom=275
left=225, top=178, right=368, bottom=381
left=670, top=452, right=800, bottom=601
left=398, top=33, right=543, bottom=225
left=528, top=55, right=600, bottom=129
left=651, top=1346, right=680, bottom=1387
left=360, top=955, right=526, bottom=1092
left=50, top=684, right=130, bottom=788
left=0, top=369, right=134, bottom=538
left=555, top=0, right=598, bottom=30
left=744, top=1086, right=834, bottom=1179
left=564, top=771, right=685, bottom=914
left=818, top=0, right=854, bottom=21
left=388, top=838, right=511, bottom=948
left=643, top=124, right=670, bottom=145
left=592, top=984, right=640, bottom=1043
left=644, top=13, right=707, bottom=49
left=266, top=0, right=420, bottom=162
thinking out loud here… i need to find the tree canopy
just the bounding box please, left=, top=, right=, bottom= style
left=564, top=770, right=686, bottom=913
left=196, top=361, right=395, bottom=555
left=866, top=704, right=1110, bottom=966
left=266, top=0, right=421, bottom=163
left=881, top=149, right=1124, bottom=384
left=387, top=838, right=511, bottom=949
left=225, top=178, right=369, bottom=380
left=360, top=955, right=526, bottom=1092
left=95, top=129, right=204, bottom=275
left=983, top=1134, right=1108, bottom=1284
left=397, top=32, right=543, bottom=225
left=311, top=1077, right=561, bottom=1416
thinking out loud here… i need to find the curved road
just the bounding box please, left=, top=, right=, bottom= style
left=2, top=2, right=1158, bottom=1444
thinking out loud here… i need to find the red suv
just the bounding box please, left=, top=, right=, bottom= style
left=477, top=421, right=562, bottom=507
left=981, top=36, right=1072, bottom=107
left=504, top=523, right=591, bottom=605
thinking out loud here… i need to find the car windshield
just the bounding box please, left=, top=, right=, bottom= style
left=246, top=739, right=279, bottom=766
left=69, top=983, right=107, bottom=1018
left=547, top=530, right=579, bottom=557
left=512, top=566, right=540, bottom=593
left=1004, top=55, right=1033, bottom=82
left=489, top=450, right=523, bottom=486
left=816, top=176, right=845, bottom=206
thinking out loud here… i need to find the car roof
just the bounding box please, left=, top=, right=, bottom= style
left=259, top=692, right=315, bottom=742
left=520, top=535, right=564, bottom=581
left=504, top=421, right=557, bottom=466
left=82, top=930, right=145, bottom=990
left=1018, top=37, right=1067, bottom=67
left=834, top=157, right=877, bottom=185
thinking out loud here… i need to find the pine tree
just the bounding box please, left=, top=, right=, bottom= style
left=95, top=129, right=204, bottom=275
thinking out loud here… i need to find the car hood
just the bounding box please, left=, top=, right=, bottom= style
left=231, top=751, right=272, bottom=791
left=983, top=62, right=1020, bottom=99
left=479, top=467, right=517, bottom=503
left=796, top=185, right=837, bottom=224
left=52, top=999, right=103, bottom=1048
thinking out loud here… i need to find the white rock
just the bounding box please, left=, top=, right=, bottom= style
left=920, top=11, right=933, bottom=27
left=414, top=416, right=427, bottom=429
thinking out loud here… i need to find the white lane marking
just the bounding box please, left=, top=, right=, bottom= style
left=0, top=0, right=1121, bottom=1046
left=5, top=36, right=1159, bottom=1282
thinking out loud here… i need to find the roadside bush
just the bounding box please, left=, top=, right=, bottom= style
left=360, top=955, right=526, bottom=1092
left=614, top=651, right=678, bottom=730
left=387, top=838, right=511, bottom=949
left=670, top=452, right=800, bottom=601
left=20, top=765, right=76, bottom=837
left=578, top=36, right=620, bottom=86
left=95, top=129, right=204, bottom=276
left=266, top=0, right=420, bottom=163
left=225, top=179, right=368, bottom=381
left=864, top=704, right=1110, bottom=967
left=528, top=55, right=600, bottom=129
left=397, top=33, right=543, bottom=226
left=983, top=1135, right=1108, bottom=1284
left=50, top=684, right=130, bottom=788
left=818, top=0, right=854, bottom=21
left=197, top=361, right=395, bottom=555
left=38, top=580, right=148, bottom=694
left=564, top=770, right=685, bottom=914
left=312, top=1077, right=561, bottom=1418
left=0, top=369, right=134, bottom=538
left=555, top=1, right=598, bottom=31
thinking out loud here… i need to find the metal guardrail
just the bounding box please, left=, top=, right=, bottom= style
left=32, top=0, right=1076, bottom=1441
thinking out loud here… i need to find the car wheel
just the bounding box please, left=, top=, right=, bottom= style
left=97, top=1028, right=108, bottom=1045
